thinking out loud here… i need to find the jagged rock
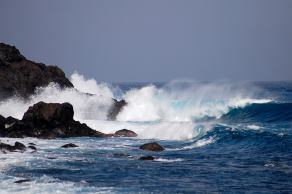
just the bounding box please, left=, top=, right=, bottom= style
left=107, top=99, right=127, bottom=120
left=0, top=43, right=73, bottom=99
left=139, top=142, right=165, bottom=152
left=1, top=101, right=105, bottom=138
left=139, top=156, right=155, bottom=160
left=114, top=129, right=137, bottom=137
left=28, top=142, right=36, bottom=146
left=61, top=143, right=78, bottom=148
left=0, top=141, right=26, bottom=152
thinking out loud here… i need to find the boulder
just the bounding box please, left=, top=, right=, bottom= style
left=61, top=143, right=78, bottom=148
left=22, top=101, right=74, bottom=126
left=139, top=142, right=165, bottom=152
left=114, top=129, right=137, bottom=137
left=139, top=156, right=155, bottom=160
left=0, top=141, right=26, bottom=152
left=0, top=43, right=73, bottom=99
left=1, top=101, right=105, bottom=138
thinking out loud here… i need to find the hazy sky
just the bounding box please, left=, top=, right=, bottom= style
left=0, top=0, right=291, bottom=82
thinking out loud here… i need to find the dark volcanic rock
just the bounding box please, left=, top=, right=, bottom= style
left=14, top=179, right=31, bottom=184
left=61, top=143, right=78, bottom=148
left=139, top=156, right=155, bottom=160
left=1, top=101, right=105, bottom=138
left=22, top=101, right=74, bottom=126
left=28, top=145, right=37, bottom=151
left=139, top=142, right=165, bottom=152
left=107, top=99, right=127, bottom=120
left=114, top=129, right=137, bottom=137
left=0, top=115, right=5, bottom=134
left=0, top=141, right=26, bottom=152
left=0, top=43, right=73, bottom=99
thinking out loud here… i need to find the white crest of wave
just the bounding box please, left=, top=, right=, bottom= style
left=0, top=73, right=114, bottom=120
left=70, top=72, right=113, bottom=98
left=117, top=81, right=271, bottom=122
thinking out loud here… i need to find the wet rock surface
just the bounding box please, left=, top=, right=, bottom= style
left=0, top=101, right=105, bottom=139
left=114, top=129, right=137, bottom=137
left=0, top=141, right=26, bottom=153
left=61, top=143, right=79, bottom=148
left=107, top=99, right=127, bottom=120
left=139, top=142, right=165, bottom=152
left=139, top=156, right=155, bottom=160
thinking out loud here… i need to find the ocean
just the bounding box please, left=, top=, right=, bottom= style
left=0, top=73, right=291, bottom=193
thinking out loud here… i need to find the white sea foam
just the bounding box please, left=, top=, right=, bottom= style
left=0, top=175, right=114, bottom=194
left=0, top=73, right=114, bottom=120
left=117, top=81, right=271, bottom=122
left=247, top=125, right=261, bottom=130
left=0, top=73, right=272, bottom=141
left=82, top=120, right=210, bottom=140
left=155, top=158, right=184, bottom=163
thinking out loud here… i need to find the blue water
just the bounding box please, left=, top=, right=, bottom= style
left=1, top=81, right=292, bottom=193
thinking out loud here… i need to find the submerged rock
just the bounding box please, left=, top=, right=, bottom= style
left=0, top=43, right=73, bottom=99
left=61, top=143, right=78, bottom=148
left=114, top=129, right=137, bottom=137
left=139, top=156, right=155, bottom=160
left=28, top=145, right=37, bottom=151
left=14, top=179, right=31, bottom=184
left=140, top=142, right=165, bottom=152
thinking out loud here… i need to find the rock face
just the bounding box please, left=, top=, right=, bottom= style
left=139, top=142, right=165, bottom=152
left=0, top=101, right=105, bottom=138
left=0, top=43, right=73, bottom=99
left=114, top=129, right=137, bottom=137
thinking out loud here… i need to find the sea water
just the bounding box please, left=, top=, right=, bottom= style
left=0, top=73, right=291, bottom=193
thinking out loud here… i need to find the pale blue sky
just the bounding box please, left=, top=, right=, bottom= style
left=0, top=0, right=291, bottom=82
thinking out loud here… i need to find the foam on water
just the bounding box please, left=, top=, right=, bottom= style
left=117, top=81, right=271, bottom=122
left=0, top=73, right=272, bottom=140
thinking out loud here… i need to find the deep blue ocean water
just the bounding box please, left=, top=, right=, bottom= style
left=0, top=81, right=292, bottom=193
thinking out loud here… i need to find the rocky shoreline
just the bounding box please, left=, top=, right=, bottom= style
left=0, top=42, right=165, bottom=156
left=0, top=43, right=126, bottom=139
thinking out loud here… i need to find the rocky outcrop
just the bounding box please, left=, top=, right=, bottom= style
left=114, top=129, right=137, bottom=137
left=139, top=142, right=165, bottom=152
left=0, top=101, right=105, bottom=138
left=0, top=141, right=26, bottom=153
left=107, top=99, right=127, bottom=120
left=0, top=43, right=73, bottom=99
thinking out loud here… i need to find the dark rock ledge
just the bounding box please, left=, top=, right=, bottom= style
left=0, top=101, right=105, bottom=139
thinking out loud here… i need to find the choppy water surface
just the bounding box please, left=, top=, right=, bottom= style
left=0, top=77, right=292, bottom=193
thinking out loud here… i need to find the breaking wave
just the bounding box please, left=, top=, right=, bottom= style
left=0, top=72, right=279, bottom=140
